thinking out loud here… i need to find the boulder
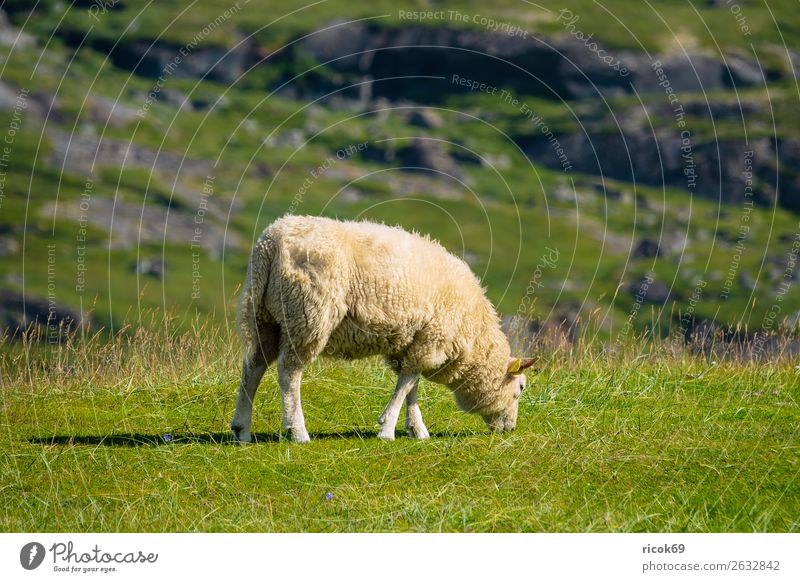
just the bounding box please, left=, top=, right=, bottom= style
left=133, top=257, right=166, bottom=279
left=632, top=238, right=660, bottom=258
left=626, top=276, right=672, bottom=303
left=407, top=108, right=443, bottom=128
left=724, top=55, right=765, bottom=87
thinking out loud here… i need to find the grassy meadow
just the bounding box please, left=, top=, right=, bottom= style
left=1, top=320, right=798, bottom=532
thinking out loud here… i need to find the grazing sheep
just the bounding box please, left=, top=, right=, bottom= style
left=231, top=215, right=535, bottom=443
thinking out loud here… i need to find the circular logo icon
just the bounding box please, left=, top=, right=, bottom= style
left=20, top=542, right=46, bottom=570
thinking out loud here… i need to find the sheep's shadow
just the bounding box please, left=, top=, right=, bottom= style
left=28, top=429, right=464, bottom=447
left=28, top=430, right=373, bottom=446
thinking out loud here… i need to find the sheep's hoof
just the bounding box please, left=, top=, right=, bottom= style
left=378, top=428, right=395, bottom=441
left=291, top=428, right=311, bottom=444
left=231, top=425, right=252, bottom=443
left=407, top=424, right=430, bottom=440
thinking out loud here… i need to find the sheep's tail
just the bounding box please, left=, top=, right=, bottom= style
left=236, top=233, right=276, bottom=363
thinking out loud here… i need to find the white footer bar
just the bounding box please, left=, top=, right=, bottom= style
left=1, top=533, right=797, bottom=581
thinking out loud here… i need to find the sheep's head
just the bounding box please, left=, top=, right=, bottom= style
left=481, top=357, right=536, bottom=432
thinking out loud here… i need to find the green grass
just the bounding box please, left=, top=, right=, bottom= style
left=1, top=323, right=798, bottom=532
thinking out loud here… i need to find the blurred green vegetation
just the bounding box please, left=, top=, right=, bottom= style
left=1, top=1, right=799, bottom=339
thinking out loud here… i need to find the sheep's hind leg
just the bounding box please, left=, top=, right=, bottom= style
left=231, top=354, right=267, bottom=443
left=404, top=383, right=430, bottom=440
left=277, top=355, right=311, bottom=443
left=378, top=371, right=418, bottom=441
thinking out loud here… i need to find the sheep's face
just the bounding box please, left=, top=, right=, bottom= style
left=482, top=357, right=535, bottom=432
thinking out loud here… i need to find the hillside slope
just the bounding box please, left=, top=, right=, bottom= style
left=1, top=1, right=799, bottom=344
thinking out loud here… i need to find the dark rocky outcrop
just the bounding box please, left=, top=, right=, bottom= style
left=100, top=36, right=259, bottom=85
left=626, top=276, right=672, bottom=304
left=0, top=7, right=35, bottom=48
left=45, top=18, right=799, bottom=213
left=36, top=14, right=799, bottom=212
left=132, top=257, right=166, bottom=279
left=633, top=238, right=661, bottom=258
left=518, top=128, right=800, bottom=213
left=0, top=290, right=90, bottom=340
left=407, top=108, right=444, bottom=129
left=361, top=138, right=468, bottom=179
left=53, top=18, right=789, bottom=103
left=291, top=22, right=776, bottom=102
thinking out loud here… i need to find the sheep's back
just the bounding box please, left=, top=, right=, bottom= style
left=262, top=215, right=492, bottom=363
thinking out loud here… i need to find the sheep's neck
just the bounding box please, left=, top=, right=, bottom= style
left=444, top=324, right=510, bottom=412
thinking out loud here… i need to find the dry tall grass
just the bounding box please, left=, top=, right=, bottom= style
left=0, top=310, right=241, bottom=391
left=3, top=307, right=798, bottom=394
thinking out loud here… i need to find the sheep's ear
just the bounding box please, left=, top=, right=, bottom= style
left=507, top=357, right=536, bottom=375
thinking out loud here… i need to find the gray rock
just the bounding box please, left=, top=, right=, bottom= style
left=0, top=81, right=24, bottom=110
left=626, top=276, right=672, bottom=303
left=551, top=183, right=576, bottom=203
left=517, top=124, right=799, bottom=214
left=630, top=51, right=726, bottom=95
left=399, top=138, right=463, bottom=179
left=46, top=128, right=213, bottom=183
left=39, top=197, right=241, bottom=254
left=108, top=37, right=256, bottom=85
left=633, top=238, right=660, bottom=258
left=363, top=138, right=464, bottom=180
left=266, top=128, right=306, bottom=149
left=0, top=80, right=43, bottom=115
left=681, top=97, right=761, bottom=119
left=133, top=257, right=166, bottom=278
left=739, top=272, right=756, bottom=290
left=367, top=97, right=393, bottom=120
left=724, top=55, right=764, bottom=87
left=337, top=187, right=364, bottom=204
left=0, top=235, right=20, bottom=256
left=89, top=95, right=140, bottom=127
left=591, top=180, right=633, bottom=204
left=407, top=108, right=443, bottom=128
left=0, top=9, right=34, bottom=49
left=480, top=152, right=511, bottom=170
left=191, top=93, right=229, bottom=111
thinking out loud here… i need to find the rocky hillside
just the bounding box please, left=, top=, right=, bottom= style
left=1, top=1, right=799, bottom=344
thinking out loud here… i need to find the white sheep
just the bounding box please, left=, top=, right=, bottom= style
left=231, top=215, right=534, bottom=443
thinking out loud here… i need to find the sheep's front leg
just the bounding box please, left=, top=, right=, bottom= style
left=278, top=356, right=311, bottom=443
left=378, top=371, right=418, bottom=441
left=405, top=383, right=430, bottom=439
left=231, top=355, right=267, bottom=443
